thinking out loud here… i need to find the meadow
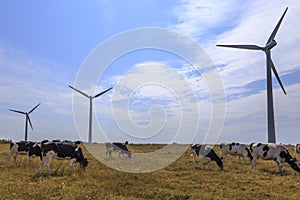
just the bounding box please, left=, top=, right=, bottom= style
left=1, top=143, right=300, bottom=200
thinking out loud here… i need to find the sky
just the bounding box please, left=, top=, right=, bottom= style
left=0, top=0, right=299, bottom=144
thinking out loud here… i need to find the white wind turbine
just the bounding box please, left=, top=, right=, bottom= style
left=217, top=7, right=288, bottom=143
left=9, top=103, right=41, bottom=141
left=69, top=85, right=113, bottom=143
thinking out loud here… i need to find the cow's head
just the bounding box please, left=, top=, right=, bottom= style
left=127, top=151, right=132, bottom=159
left=191, top=144, right=199, bottom=156
left=216, top=158, right=224, bottom=170
left=80, top=158, right=88, bottom=170
left=280, top=150, right=300, bottom=172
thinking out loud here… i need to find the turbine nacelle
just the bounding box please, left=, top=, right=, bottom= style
left=265, top=40, right=277, bottom=50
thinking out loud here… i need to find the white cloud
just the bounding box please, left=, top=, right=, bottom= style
left=172, top=0, right=250, bottom=39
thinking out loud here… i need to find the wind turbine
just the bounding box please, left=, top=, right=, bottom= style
left=69, top=85, right=113, bottom=144
left=217, top=7, right=288, bottom=143
left=9, top=103, right=41, bottom=141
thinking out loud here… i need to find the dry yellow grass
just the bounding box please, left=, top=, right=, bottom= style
left=1, top=143, right=300, bottom=199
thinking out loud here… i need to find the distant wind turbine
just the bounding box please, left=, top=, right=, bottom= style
left=217, top=7, right=288, bottom=143
left=69, top=85, right=113, bottom=144
left=9, top=103, right=41, bottom=141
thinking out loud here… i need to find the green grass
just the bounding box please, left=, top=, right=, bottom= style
left=1, top=143, right=300, bottom=199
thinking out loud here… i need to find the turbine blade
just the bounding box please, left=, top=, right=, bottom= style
left=27, top=115, right=33, bottom=130
left=28, top=103, right=41, bottom=114
left=269, top=58, right=286, bottom=95
left=267, top=7, right=288, bottom=44
left=68, top=85, right=90, bottom=98
left=9, top=109, right=26, bottom=115
left=93, top=87, right=113, bottom=98
left=216, top=44, right=263, bottom=50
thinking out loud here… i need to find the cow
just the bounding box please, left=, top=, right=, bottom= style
left=191, top=144, right=223, bottom=170
left=220, top=142, right=253, bottom=163
left=38, top=142, right=88, bottom=174
left=250, top=142, right=300, bottom=173
left=6, top=141, right=42, bottom=165
left=295, top=144, right=300, bottom=154
left=105, top=141, right=131, bottom=159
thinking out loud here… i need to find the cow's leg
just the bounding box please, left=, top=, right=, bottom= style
left=206, top=158, right=212, bottom=169
left=69, top=158, right=77, bottom=170
left=192, top=155, right=198, bottom=167
left=7, top=144, right=18, bottom=165
left=201, top=157, right=205, bottom=169
left=106, top=148, right=112, bottom=158
left=29, top=156, right=33, bottom=164
left=45, top=156, right=52, bottom=175
left=6, top=150, right=15, bottom=165
left=251, top=156, right=257, bottom=170
left=221, top=153, right=226, bottom=161
left=38, top=157, right=45, bottom=174
left=243, top=152, right=247, bottom=163
left=13, top=153, right=19, bottom=166
left=275, top=158, right=283, bottom=173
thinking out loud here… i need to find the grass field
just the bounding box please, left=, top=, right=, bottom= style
left=1, top=143, right=300, bottom=200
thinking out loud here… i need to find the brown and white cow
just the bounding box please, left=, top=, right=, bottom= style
left=220, top=142, right=253, bottom=163
left=250, top=142, right=300, bottom=173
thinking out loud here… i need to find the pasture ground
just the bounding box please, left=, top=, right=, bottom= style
left=1, top=143, right=300, bottom=200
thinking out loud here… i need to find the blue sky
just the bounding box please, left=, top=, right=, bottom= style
left=0, top=0, right=299, bottom=144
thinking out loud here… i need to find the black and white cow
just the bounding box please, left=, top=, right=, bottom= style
left=250, top=142, right=300, bottom=173
left=38, top=142, right=88, bottom=174
left=295, top=144, right=300, bottom=154
left=191, top=144, right=223, bottom=170
left=6, top=141, right=42, bottom=165
left=220, top=142, right=253, bottom=163
left=105, top=141, right=131, bottom=159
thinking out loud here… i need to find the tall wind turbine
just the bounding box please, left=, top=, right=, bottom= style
left=9, top=103, right=41, bottom=141
left=217, top=7, right=288, bottom=143
left=69, top=85, right=113, bottom=144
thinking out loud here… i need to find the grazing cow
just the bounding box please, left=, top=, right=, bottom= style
left=250, top=142, right=300, bottom=173
left=191, top=144, right=223, bottom=170
left=6, top=141, right=42, bottom=165
left=38, top=142, right=88, bottom=174
left=220, top=142, right=253, bottom=163
left=105, top=141, right=131, bottom=159
left=295, top=144, right=300, bottom=154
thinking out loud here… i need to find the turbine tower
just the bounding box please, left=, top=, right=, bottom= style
left=217, top=7, right=288, bottom=143
left=69, top=85, right=113, bottom=144
left=9, top=103, right=41, bottom=141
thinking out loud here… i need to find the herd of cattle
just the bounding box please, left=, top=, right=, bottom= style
left=5, top=140, right=132, bottom=174
left=4, top=140, right=300, bottom=174
left=191, top=142, right=300, bottom=173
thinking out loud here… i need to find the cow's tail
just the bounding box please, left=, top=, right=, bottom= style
left=245, top=147, right=253, bottom=161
